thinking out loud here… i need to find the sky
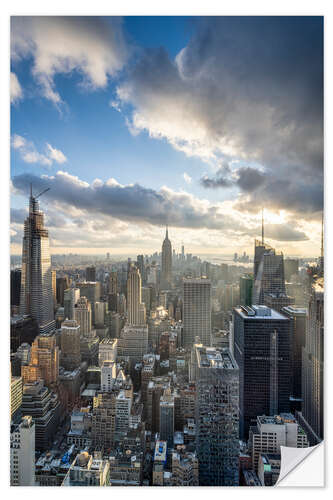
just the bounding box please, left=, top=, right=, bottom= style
left=10, top=16, right=323, bottom=257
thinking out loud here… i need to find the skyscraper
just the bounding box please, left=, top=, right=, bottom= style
left=239, top=274, right=253, bottom=306
left=60, top=319, right=81, bottom=371
left=74, top=296, right=92, bottom=336
left=183, top=278, right=211, bottom=347
left=21, top=333, right=59, bottom=387
left=20, top=188, right=55, bottom=334
left=300, top=277, right=324, bottom=444
left=86, top=266, right=96, bottom=282
left=252, top=241, right=286, bottom=305
left=127, top=265, right=145, bottom=326
left=191, top=344, right=239, bottom=486
left=233, top=305, right=292, bottom=439
left=161, top=227, right=172, bottom=289
left=64, top=287, right=80, bottom=320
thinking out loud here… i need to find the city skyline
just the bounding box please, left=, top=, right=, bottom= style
left=10, top=16, right=323, bottom=257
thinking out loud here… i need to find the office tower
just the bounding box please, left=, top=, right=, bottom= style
left=16, top=343, right=31, bottom=364
left=233, top=305, right=292, bottom=439
left=191, top=345, right=239, bottom=486
left=141, top=286, right=151, bottom=315
left=172, top=450, right=199, bottom=486
left=21, top=333, right=59, bottom=387
left=239, top=274, right=253, bottom=306
left=127, top=265, right=146, bottom=325
left=19, top=189, right=55, bottom=334
left=257, top=454, right=281, bottom=486
left=77, top=281, right=101, bottom=323
left=281, top=306, right=307, bottom=400
left=264, top=292, right=295, bottom=313
left=99, top=338, right=118, bottom=366
left=74, top=296, right=92, bottom=336
left=10, top=415, right=35, bottom=486
left=183, top=278, right=211, bottom=347
left=63, top=452, right=110, bottom=486
left=252, top=240, right=286, bottom=305
left=11, top=269, right=21, bottom=307
left=86, top=265, right=96, bottom=282
left=20, top=380, right=61, bottom=451
left=95, top=301, right=106, bottom=327
left=300, top=277, right=324, bottom=444
left=92, top=392, right=118, bottom=449
left=108, top=270, right=118, bottom=311
left=60, top=319, right=81, bottom=371
left=11, top=376, right=23, bottom=419
left=159, top=388, right=174, bottom=447
left=118, top=325, right=148, bottom=364
left=249, top=414, right=308, bottom=473
left=284, top=258, right=299, bottom=282
left=221, top=263, right=229, bottom=282
left=56, top=276, right=69, bottom=306
left=161, top=227, right=172, bottom=289
left=64, top=288, right=80, bottom=320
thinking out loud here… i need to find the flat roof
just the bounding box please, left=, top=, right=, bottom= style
left=235, top=305, right=289, bottom=320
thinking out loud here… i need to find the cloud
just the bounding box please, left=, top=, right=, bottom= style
left=11, top=134, right=67, bottom=166
left=11, top=72, right=23, bottom=103
left=183, top=172, right=192, bottom=184
left=11, top=170, right=248, bottom=232
left=46, top=143, right=67, bottom=164
left=11, top=16, right=129, bottom=106
left=116, top=17, right=323, bottom=217
left=264, top=224, right=308, bottom=242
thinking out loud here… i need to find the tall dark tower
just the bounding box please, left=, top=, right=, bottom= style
left=161, top=226, right=172, bottom=289
left=19, top=186, right=55, bottom=334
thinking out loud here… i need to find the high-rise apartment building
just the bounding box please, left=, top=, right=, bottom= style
left=77, top=281, right=101, bottom=323
left=74, top=296, right=92, bottom=336
left=127, top=265, right=146, bottom=325
left=233, top=305, right=292, bottom=439
left=21, top=333, right=59, bottom=387
left=60, top=319, right=81, bottom=371
left=300, top=277, right=324, bottom=444
left=191, top=345, right=239, bottom=486
left=19, top=190, right=55, bottom=334
left=183, top=278, right=211, bottom=347
left=10, top=415, right=35, bottom=486
left=161, top=227, right=172, bottom=289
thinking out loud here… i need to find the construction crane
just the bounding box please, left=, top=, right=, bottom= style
left=35, top=187, right=50, bottom=199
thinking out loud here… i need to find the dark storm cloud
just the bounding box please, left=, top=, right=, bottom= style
left=117, top=16, right=323, bottom=217
left=261, top=224, right=308, bottom=242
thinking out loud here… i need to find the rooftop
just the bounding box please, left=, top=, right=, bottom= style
left=195, top=345, right=238, bottom=370
left=235, top=305, right=289, bottom=320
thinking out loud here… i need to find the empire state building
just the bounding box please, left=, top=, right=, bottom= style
left=161, top=226, right=172, bottom=289
left=19, top=188, right=55, bottom=334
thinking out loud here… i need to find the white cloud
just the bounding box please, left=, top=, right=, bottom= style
left=183, top=172, right=192, bottom=184
left=10, top=72, right=23, bottom=103
left=11, top=134, right=67, bottom=166
left=11, top=16, right=129, bottom=106
left=46, top=143, right=67, bottom=164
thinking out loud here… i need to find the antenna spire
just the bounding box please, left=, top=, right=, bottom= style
left=166, top=223, right=168, bottom=239
left=321, top=211, right=324, bottom=259
left=261, top=207, right=264, bottom=245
